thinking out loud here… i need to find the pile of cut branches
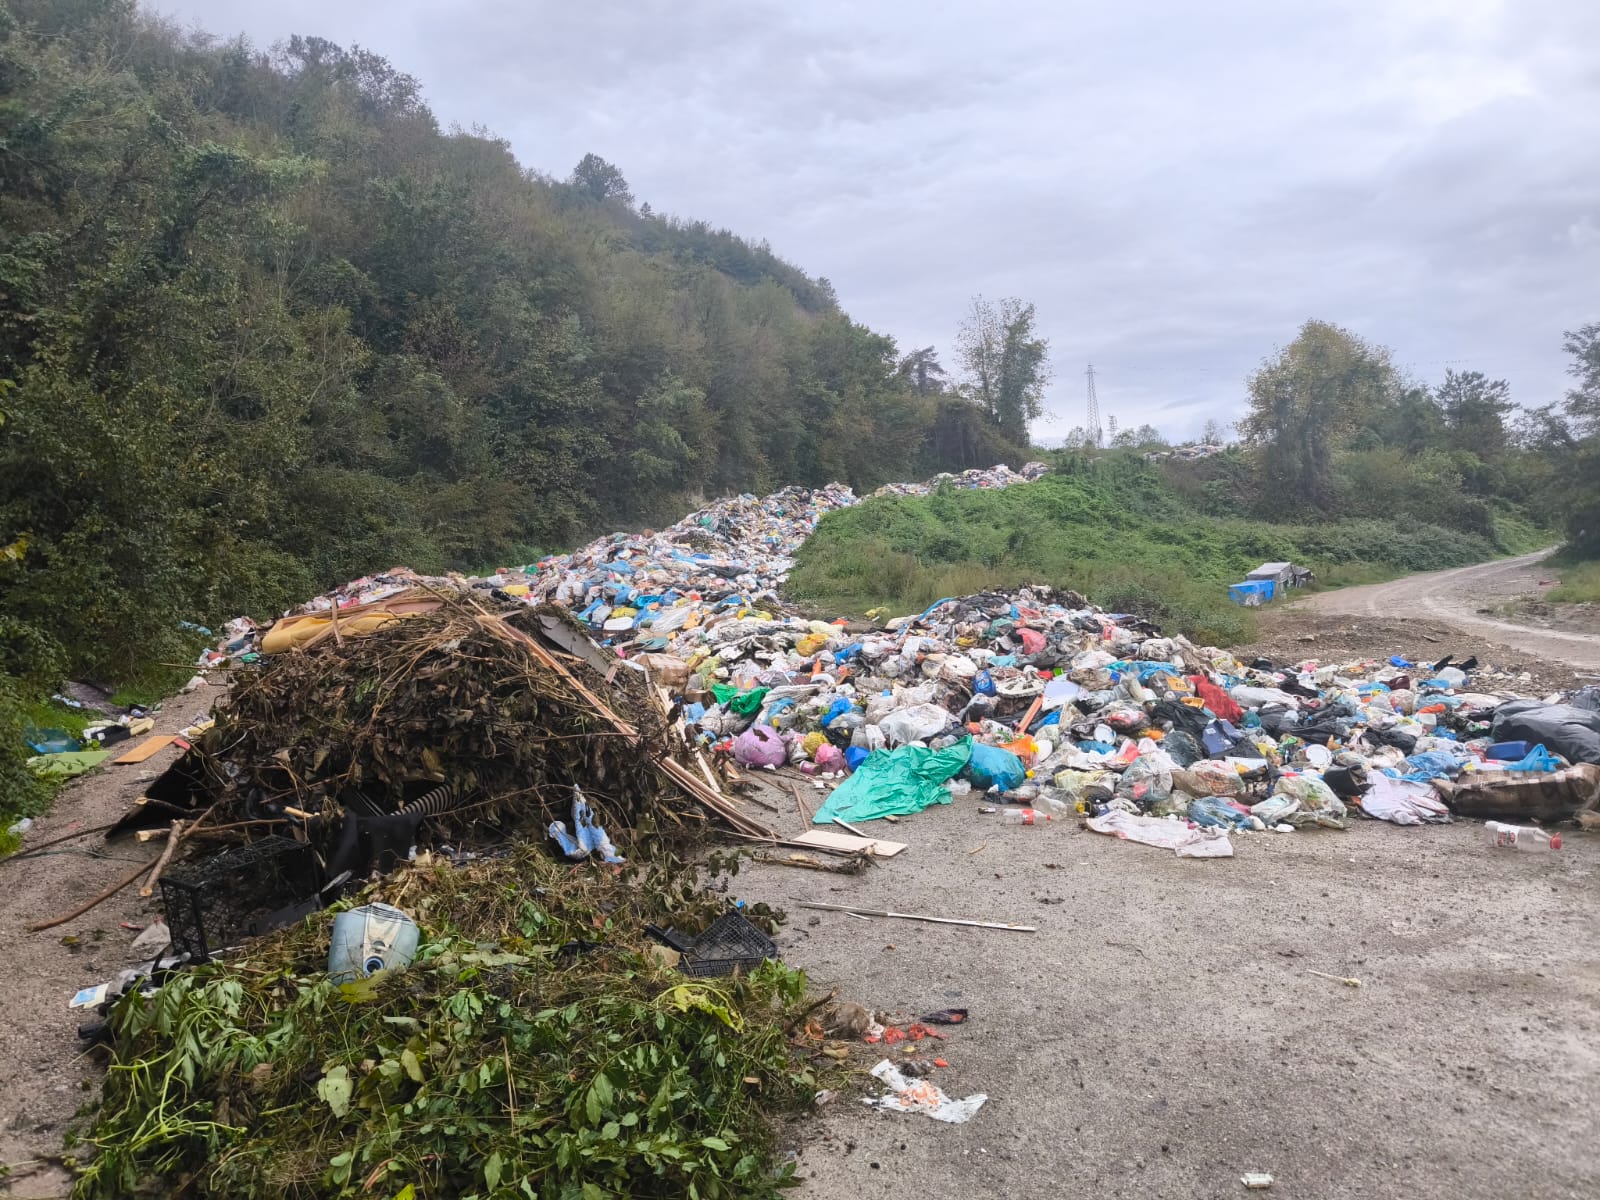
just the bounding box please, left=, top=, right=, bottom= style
left=185, top=595, right=769, bottom=855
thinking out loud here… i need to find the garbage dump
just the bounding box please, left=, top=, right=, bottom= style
left=126, top=460, right=1598, bottom=946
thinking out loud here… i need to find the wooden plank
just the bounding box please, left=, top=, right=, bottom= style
left=792, top=828, right=908, bottom=857
left=113, top=735, right=175, bottom=764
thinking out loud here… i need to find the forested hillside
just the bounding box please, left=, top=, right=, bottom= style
left=0, top=0, right=1019, bottom=696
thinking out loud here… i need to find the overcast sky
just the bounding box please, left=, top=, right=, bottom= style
left=158, top=0, right=1599, bottom=441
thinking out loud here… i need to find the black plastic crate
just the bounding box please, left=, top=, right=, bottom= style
left=160, top=836, right=321, bottom=962
left=675, top=912, right=777, bottom=978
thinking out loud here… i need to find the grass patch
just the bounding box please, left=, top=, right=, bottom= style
left=70, top=847, right=818, bottom=1200
left=789, top=465, right=1536, bottom=646
left=1547, top=562, right=1600, bottom=603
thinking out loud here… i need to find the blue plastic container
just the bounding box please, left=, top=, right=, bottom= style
left=1486, top=740, right=1532, bottom=762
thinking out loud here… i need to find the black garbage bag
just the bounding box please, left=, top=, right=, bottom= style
left=1491, top=701, right=1600, bottom=765
left=1150, top=699, right=1208, bottom=739
left=1162, top=730, right=1203, bottom=767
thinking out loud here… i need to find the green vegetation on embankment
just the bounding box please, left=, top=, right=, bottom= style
left=788, top=457, right=1551, bottom=645
left=1547, top=562, right=1600, bottom=603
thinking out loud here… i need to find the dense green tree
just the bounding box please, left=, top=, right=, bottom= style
left=1437, top=369, right=1514, bottom=459
left=0, top=0, right=996, bottom=692
left=569, top=152, right=634, bottom=207
left=896, top=346, right=948, bottom=395
left=1556, top=323, right=1600, bottom=554
left=954, top=296, right=1050, bottom=444
left=1239, top=320, right=1400, bottom=512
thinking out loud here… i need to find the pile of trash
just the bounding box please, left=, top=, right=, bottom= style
left=868, top=461, right=1049, bottom=499
left=614, top=586, right=1600, bottom=853
left=186, top=461, right=1598, bottom=876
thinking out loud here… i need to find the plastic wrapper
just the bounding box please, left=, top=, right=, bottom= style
left=877, top=703, right=953, bottom=746
left=1116, top=752, right=1175, bottom=806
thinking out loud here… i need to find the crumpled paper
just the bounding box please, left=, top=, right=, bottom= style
left=863, top=1059, right=986, bottom=1123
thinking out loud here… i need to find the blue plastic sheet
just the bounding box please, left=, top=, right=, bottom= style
left=1391, top=750, right=1465, bottom=782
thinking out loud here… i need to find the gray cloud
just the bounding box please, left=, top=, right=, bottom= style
left=158, top=0, right=1600, bottom=440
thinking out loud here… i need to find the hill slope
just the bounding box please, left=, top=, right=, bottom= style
left=788, top=459, right=1547, bottom=644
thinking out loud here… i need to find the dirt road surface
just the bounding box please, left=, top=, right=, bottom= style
left=1293, top=551, right=1600, bottom=672
left=0, top=688, right=216, bottom=1198
left=763, top=803, right=1599, bottom=1200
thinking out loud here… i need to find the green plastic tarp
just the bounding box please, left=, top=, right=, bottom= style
left=812, top=738, right=973, bottom=825
left=711, top=685, right=770, bottom=716
left=25, top=749, right=111, bottom=779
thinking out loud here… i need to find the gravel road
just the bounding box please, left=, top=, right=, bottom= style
left=1293, top=551, right=1600, bottom=671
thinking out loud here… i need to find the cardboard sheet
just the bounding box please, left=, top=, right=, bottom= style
left=791, top=829, right=908, bottom=857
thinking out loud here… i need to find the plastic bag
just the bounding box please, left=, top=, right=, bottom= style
left=734, top=725, right=787, bottom=767
left=1174, top=759, right=1244, bottom=797
left=963, top=742, right=1027, bottom=791
left=1187, top=796, right=1253, bottom=829
left=1116, top=752, right=1175, bottom=806
left=1274, top=775, right=1348, bottom=828
left=877, top=703, right=952, bottom=746
left=1505, top=745, right=1565, bottom=772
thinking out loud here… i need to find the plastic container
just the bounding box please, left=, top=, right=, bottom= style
left=1485, top=740, right=1533, bottom=762
left=1484, top=821, right=1561, bottom=852
left=329, top=903, right=420, bottom=983
left=1000, top=807, right=1049, bottom=825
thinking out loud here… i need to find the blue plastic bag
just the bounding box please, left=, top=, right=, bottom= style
left=973, top=670, right=996, bottom=697
left=1394, top=750, right=1464, bottom=782
left=1188, top=796, right=1252, bottom=829
left=963, top=742, right=1026, bottom=791
left=822, top=697, right=856, bottom=728
left=1505, top=745, right=1564, bottom=772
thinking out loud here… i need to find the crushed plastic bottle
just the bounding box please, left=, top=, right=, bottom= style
left=1484, top=821, right=1561, bottom=851
left=999, top=807, right=1049, bottom=825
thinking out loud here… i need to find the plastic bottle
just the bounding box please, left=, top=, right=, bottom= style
left=1000, top=807, right=1049, bottom=825
left=1484, top=821, right=1561, bottom=851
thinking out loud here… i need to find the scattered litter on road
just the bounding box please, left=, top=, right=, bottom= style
left=1306, top=969, right=1362, bottom=988
left=864, top=1059, right=987, bottom=1123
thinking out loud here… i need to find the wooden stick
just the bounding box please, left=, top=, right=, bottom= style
left=139, top=820, right=184, bottom=897
left=1306, top=969, right=1362, bottom=988
left=29, top=860, right=155, bottom=932
left=2, top=821, right=118, bottom=860
left=789, top=782, right=811, bottom=824
left=798, top=901, right=1037, bottom=933
left=1015, top=694, right=1044, bottom=734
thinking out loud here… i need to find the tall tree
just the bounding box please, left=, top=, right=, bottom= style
left=896, top=346, right=947, bottom=395
left=1558, top=323, right=1600, bottom=554
left=569, top=152, right=633, bottom=206
left=1239, top=320, right=1400, bottom=512
left=954, top=296, right=1050, bottom=445
left=1436, top=369, right=1514, bottom=458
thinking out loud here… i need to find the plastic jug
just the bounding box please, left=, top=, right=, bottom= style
left=329, top=903, right=420, bottom=983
